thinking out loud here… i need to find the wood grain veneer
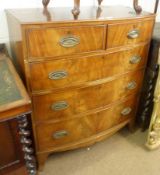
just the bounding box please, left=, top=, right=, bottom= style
left=107, top=19, right=154, bottom=48
left=29, top=44, right=149, bottom=92
left=6, top=5, right=155, bottom=171
left=32, top=69, right=144, bottom=122
left=27, top=25, right=106, bottom=59
left=35, top=94, right=138, bottom=152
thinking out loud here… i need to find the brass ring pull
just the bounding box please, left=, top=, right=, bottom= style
left=127, top=29, right=140, bottom=39
left=48, top=70, right=68, bottom=80
left=59, top=35, right=80, bottom=48
left=130, top=55, right=141, bottom=64
left=53, top=130, right=69, bottom=139
left=121, top=107, right=132, bottom=116
left=126, top=81, right=137, bottom=90
left=51, top=101, right=69, bottom=111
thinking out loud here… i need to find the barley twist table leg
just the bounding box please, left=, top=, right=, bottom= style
left=17, top=114, right=37, bottom=175
left=146, top=49, right=160, bottom=150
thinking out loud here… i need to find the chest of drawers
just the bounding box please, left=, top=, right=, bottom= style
left=6, top=5, right=155, bottom=171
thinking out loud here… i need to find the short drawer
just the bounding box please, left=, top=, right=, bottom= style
left=32, top=69, right=144, bottom=122
left=27, top=25, right=105, bottom=59
left=35, top=95, right=138, bottom=151
left=29, top=44, right=148, bottom=92
left=107, top=19, right=154, bottom=48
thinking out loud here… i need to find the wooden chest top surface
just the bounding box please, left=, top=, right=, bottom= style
left=6, top=6, right=154, bottom=24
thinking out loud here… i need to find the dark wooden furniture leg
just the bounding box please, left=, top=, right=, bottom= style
left=41, top=0, right=159, bottom=15
left=97, top=0, right=103, bottom=6
left=133, top=0, right=142, bottom=14
left=137, top=23, right=160, bottom=131
left=72, top=0, right=80, bottom=17
left=42, top=0, right=50, bottom=7
left=17, top=114, right=36, bottom=175
left=43, top=6, right=52, bottom=21
left=154, top=0, right=160, bottom=13
left=140, top=70, right=156, bottom=130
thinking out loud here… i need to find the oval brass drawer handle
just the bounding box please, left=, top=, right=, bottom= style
left=48, top=70, right=68, bottom=80
left=130, top=55, right=141, bottom=64
left=127, top=29, right=140, bottom=39
left=53, top=130, right=69, bottom=139
left=121, top=107, right=132, bottom=116
left=126, top=81, right=137, bottom=90
left=51, top=101, right=69, bottom=111
left=59, top=35, right=80, bottom=48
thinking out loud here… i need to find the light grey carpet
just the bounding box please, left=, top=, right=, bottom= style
left=40, top=127, right=160, bottom=175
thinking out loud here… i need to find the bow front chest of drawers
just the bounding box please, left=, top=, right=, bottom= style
left=6, top=6, right=155, bottom=170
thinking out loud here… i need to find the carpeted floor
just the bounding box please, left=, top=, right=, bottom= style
left=39, top=127, right=160, bottom=175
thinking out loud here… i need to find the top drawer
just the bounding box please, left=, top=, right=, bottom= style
left=27, top=25, right=105, bottom=59
left=107, top=19, right=154, bottom=48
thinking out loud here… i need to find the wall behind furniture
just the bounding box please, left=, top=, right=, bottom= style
left=0, top=0, right=160, bottom=44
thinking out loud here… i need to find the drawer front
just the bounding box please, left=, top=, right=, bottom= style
left=27, top=25, right=105, bottom=58
left=107, top=19, right=154, bottom=48
left=32, top=70, right=144, bottom=122
left=96, top=95, right=138, bottom=133
left=36, top=115, right=97, bottom=151
left=30, top=44, right=148, bottom=92
left=36, top=95, right=138, bottom=151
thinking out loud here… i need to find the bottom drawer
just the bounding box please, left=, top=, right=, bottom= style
left=36, top=95, right=138, bottom=151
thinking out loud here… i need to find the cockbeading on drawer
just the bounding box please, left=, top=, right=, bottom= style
left=32, top=69, right=144, bottom=122
left=27, top=25, right=106, bottom=59
left=29, top=44, right=149, bottom=92
left=35, top=94, right=138, bottom=152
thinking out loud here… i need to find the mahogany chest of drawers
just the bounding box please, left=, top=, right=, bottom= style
left=6, top=5, right=155, bottom=171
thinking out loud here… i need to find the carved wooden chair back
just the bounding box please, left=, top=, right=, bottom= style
left=42, top=0, right=159, bottom=15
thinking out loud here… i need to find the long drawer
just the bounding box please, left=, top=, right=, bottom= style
left=29, top=44, right=148, bottom=92
left=27, top=25, right=105, bottom=59
left=107, top=19, right=154, bottom=48
left=32, top=69, right=144, bottom=122
left=35, top=95, right=138, bottom=151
